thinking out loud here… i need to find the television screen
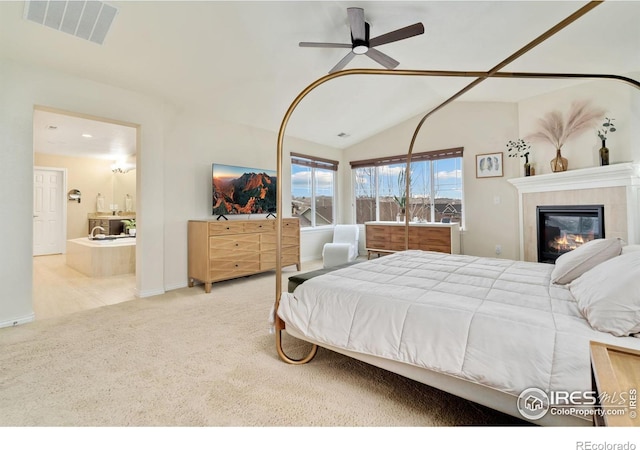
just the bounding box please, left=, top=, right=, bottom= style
left=212, top=164, right=277, bottom=215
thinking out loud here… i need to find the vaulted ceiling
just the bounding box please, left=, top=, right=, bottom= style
left=2, top=1, right=639, bottom=153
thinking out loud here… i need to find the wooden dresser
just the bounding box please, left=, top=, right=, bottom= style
left=188, top=218, right=300, bottom=293
left=364, top=221, right=461, bottom=257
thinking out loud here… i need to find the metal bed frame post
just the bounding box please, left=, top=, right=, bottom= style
left=275, top=0, right=640, bottom=364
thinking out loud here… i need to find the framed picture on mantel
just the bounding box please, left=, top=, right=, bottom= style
left=476, top=152, right=503, bottom=178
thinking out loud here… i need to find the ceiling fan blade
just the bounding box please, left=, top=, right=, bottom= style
left=365, top=48, right=399, bottom=70
left=299, top=42, right=352, bottom=48
left=369, top=23, right=425, bottom=48
left=347, top=7, right=366, bottom=41
left=329, top=51, right=356, bottom=73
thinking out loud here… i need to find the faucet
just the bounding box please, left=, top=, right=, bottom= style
left=90, top=226, right=105, bottom=238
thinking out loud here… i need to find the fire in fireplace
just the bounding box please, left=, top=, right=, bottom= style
left=537, top=205, right=605, bottom=263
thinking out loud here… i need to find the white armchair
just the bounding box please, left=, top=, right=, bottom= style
left=322, top=224, right=360, bottom=268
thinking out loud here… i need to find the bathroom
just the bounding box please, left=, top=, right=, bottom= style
left=33, top=108, right=138, bottom=319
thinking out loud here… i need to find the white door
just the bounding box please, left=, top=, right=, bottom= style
left=33, top=168, right=65, bottom=256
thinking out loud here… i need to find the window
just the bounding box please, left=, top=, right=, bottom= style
left=351, top=148, right=463, bottom=225
left=291, top=153, right=338, bottom=228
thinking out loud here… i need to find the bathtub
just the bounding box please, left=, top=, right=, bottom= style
left=66, top=236, right=136, bottom=277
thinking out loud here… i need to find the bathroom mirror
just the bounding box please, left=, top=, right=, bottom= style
left=112, top=169, right=136, bottom=213
left=68, top=189, right=81, bottom=203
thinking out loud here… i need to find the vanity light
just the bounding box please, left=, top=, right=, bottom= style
left=111, top=162, right=135, bottom=173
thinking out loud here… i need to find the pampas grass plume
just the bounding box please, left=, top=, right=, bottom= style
left=526, top=100, right=605, bottom=149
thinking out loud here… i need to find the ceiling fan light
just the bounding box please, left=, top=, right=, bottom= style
left=353, top=44, right=368, bottom=55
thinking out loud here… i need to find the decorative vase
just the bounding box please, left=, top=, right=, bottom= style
left=524, top=154, right=531, bottom=177
left=550, top=147, right=568, bottom=172
left=599, top=139, right=609, bottom=166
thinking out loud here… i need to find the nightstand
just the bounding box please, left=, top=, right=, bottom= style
left=590, top=341, right=640, bottom=427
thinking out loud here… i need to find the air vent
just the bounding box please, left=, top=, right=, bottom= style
left=24, top=1, right=118, bottom=45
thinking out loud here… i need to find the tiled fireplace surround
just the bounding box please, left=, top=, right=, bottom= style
left=509, top=163, right=640, bottom=262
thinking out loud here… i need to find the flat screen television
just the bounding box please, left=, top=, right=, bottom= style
left=212, top=163, right=277, bottom=216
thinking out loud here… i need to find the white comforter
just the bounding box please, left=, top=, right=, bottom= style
left=278, top=250, right=640, bottom=396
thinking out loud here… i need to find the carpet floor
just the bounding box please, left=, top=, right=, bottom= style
left=0, top=269, right=529, bottom=427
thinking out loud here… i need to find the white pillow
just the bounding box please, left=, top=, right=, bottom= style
left=551, top=238, right=623, bottom=285
left=570, top=251, right=640, bottom=337
left=622, top=244, right=640, bottom=255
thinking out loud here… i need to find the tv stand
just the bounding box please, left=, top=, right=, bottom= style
left=187, top=218, right=301, bottom=293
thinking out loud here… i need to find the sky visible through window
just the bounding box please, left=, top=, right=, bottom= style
left=293, top=159, right=461, bottom=199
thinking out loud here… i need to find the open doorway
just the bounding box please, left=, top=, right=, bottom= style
left=32, top=106, right=139, bottom=320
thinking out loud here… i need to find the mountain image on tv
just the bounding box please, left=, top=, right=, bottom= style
left=212, top=164, right=277, bottom=215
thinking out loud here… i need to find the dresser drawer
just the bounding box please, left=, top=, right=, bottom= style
left=244, top=220, right=275, bottom=233
left=282, top=219, right=299, bottom=234
left=209, top=221, right=245, bottom=235
left=210, top=250, right=259, bottom=263
left=261, top=231, right=298, bottom=249
left=210, top=260, right=261, bottom=281
left=261, top=246, right=299, bottom=269
left=366, top=225, right=389, bottom=241
left=209, top=234, right=260, bottom=252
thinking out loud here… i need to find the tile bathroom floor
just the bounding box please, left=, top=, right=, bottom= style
left=33, top=254, right=136, bottom=321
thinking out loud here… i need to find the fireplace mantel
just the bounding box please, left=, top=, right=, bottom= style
left=508, top=163, right=640, bottom=194
left=508, top=163, right=640, bottom=261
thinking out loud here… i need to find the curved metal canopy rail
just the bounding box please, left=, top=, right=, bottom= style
left=274, top=0, right=640, bottom=364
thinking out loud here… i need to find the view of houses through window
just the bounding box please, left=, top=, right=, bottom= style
left=352, top=149, right=463, bottom=225
left=291, top=153, right=337, bottom=228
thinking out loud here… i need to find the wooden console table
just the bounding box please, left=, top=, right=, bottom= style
left=364, top=221, right=461, bottom=257
left=188, top=218, right=300, bottom=293
left=590, top=341, right=640, bottom=427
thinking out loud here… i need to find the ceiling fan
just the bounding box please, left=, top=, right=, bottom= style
left=299, top=7, right=425, bottom=73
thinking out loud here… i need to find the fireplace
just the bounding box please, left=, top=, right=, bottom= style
left=537, top=205, right=605, bottom=263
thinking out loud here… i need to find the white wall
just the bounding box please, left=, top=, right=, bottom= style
left=0, top=59, right=165, bottom=326
left=343, top=102, right=521, bottom=260
left=0, top=59, right=343, bottom=327
left=518, top=78, right=637, bottom=174
left=162, top=107, right=341, bottom=289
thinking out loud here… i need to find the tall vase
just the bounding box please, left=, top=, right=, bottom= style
left=524, top=154, right=531, bottom=177
left=550, top=147, right=568, bottom=172
left=599, top=139, right=609, bottom=166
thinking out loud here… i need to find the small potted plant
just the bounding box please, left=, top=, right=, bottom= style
left=596, top=117, right=616, bottom=166
left=506, top=138, right=532, bottom=176
left=393, top=168, right=408, bottom=222
left=121, top=218, right=136, bottom=236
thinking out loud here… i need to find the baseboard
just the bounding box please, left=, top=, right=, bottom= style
left=135, top=288, right=166, bottom=298
left=164, top=281, right=189, bottom=292
left=0, top=313, right=35, bottom=329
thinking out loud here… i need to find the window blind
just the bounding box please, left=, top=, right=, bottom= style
left=291, top=152, right=339, bottom=171
left=349, top=147, right=463, bottom=169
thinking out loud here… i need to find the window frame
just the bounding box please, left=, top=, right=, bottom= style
left=291, top=152, right=338, bottom=229
left=350, top=148, right=464, bottom=227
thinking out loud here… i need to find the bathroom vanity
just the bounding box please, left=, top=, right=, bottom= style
left=87, top=214, right=135, bottom=236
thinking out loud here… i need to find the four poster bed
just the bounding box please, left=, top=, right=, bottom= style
left=272, top=1, right=640, bottom=427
